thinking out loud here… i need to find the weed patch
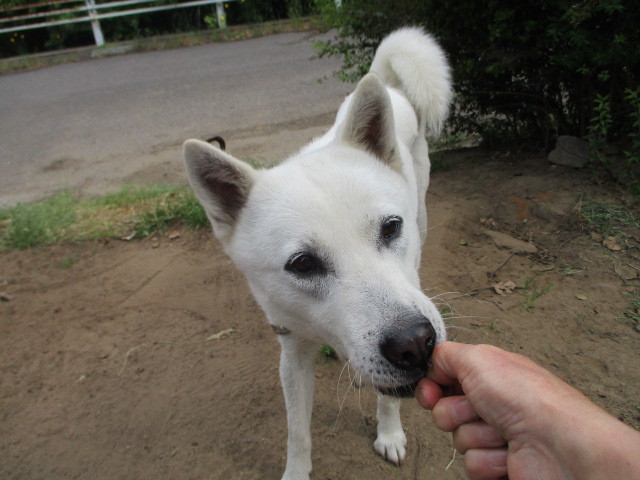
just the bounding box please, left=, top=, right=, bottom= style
left=131, top=189, right=208, bottom=238
left=318, top=344, right=337, bottom=359
left=578, top=200, right=640, bottom=238
left=623, top=292, right=640, bottom=332
left=522, top=278, right=553, bottom=312
left=2, top=191, right=77, bottom=249
left=0, top=185, right=208, bottom=250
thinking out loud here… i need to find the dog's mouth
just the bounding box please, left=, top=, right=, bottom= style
left=375, top=377, right=423, bottom=398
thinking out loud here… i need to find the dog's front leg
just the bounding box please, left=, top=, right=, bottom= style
left=277, top=334, right=316, bottom=480
left=374, top=394, right=407, bottom=464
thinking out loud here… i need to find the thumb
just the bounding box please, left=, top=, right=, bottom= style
left=428, top=341, right=475, bottom=387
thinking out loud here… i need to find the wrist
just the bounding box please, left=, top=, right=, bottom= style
left=553, top=403, right=640, bottom=479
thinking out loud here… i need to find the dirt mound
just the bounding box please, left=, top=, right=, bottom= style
left=1, top=151, right=638, bottom=479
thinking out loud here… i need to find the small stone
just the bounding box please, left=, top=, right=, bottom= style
left=603, top=236, right=622, bottom=251
left=615, top=265, right=639, bottom=280
left=484, top=230, right=537, bottom=254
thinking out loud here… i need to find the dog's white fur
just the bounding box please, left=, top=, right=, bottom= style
left=183, top=27, right=452, bottom=479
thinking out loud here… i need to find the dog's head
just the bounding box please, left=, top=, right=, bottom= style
left=184, top=74, right=445, bottom=397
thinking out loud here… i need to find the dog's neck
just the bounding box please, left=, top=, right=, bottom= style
left=271, top=324, right=292, bottom=335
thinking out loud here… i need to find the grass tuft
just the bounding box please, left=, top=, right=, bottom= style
left=318, top=344, right=337, bottom=359
left=578, top=200, right=640, bottom=238
left=0, top=185, right=208, bottom=250
left=521, top=278, right=553, bottom=313
left=131, top=189, right=209, bottom=238
left=2, top=191, right=77, bottom=249
left=624, top=293, right=640, bottom=331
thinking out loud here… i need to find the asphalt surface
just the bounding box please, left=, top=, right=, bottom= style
left=0, top=31, right=353, bottom=208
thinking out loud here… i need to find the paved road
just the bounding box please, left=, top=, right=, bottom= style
left=0, top=32, right=352, bottom=208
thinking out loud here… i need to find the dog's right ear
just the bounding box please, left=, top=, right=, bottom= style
left=183, top=139, right=257, bottom=242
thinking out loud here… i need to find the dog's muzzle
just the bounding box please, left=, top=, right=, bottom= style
left=377, top=320, right=436, bottom=397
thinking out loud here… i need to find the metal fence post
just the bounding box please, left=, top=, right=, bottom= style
left=0, top=0, right=239, bottom=41
left=215, top=2, right=226, bottom=28
left=85, top=0, right=105, bottom=46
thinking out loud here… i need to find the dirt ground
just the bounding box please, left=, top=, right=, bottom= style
left=1, top=150, right=639, bottom=480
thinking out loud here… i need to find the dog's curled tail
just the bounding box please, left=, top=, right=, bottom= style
left=370, top=27, right=452, bottom=137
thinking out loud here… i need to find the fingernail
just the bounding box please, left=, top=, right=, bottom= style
left=451, top=397, right=478, bottom=425
left=489, top=449, right=508, bottom=469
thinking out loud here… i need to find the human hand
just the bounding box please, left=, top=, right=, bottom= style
left=416, top=342, right=640, bottom=480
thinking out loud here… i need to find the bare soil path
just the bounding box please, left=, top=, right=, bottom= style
left=2, top=150, right=639, bottom=479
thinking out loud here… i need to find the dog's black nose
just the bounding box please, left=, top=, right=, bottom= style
left=380, top=321, right=436, bottom=371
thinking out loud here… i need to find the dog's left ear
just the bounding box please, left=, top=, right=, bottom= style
left=340, top=73, right=402, bottom=172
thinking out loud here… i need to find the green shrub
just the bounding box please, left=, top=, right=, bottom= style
left=315, top=0, right=639, bottom=157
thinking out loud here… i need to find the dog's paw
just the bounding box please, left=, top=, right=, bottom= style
left=281, top=473, right=309, bottom=480
left=281, top=457, right=311, bottom=480
left=281, top=468, right=310, bottom=480
left=374, top=431, right=407, bottom=465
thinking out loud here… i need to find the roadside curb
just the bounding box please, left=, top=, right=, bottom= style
left=0, top=16, right=322, bottom=74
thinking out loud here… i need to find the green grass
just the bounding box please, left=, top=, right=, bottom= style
left=129, top=188, right=208, bottom=238
left=522, top=278, right=553, bottom=312
left=318, top=344, right=337, bottom=359
left=1, top=191, right=77, bottom=249
left=0, top=185, right=208, bottom=250
left=561, top=265, right=583, bottom=276
left=94, top=184, right=176, bottom=208
left=578, top=200, right=640, bottom=238
left=624, top=293, right=640, bottom=331
left=59, top=256, right=77, bottom=269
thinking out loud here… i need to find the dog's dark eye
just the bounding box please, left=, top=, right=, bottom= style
left=286, top=253, right=323, bottom=276
left=381, top=216, right=403, bottom=242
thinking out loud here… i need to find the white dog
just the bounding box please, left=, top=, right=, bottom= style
left=183, top=27, right=452, bottom=479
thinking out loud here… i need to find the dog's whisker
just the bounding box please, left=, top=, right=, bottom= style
left=333, top=360, right=358, bottom=433
left=426, top=221, right=444, bottom=232
left=434, top=299, right=456, bottom=313
left=442, top=314, right=481, bottom=321
left=355, top=370, right=369, bottom=424
left=335, top=360, right=351, bottom=406
left=445, top=325, right=475, bottom=332
left=432, top=297, right=452, bottom=306
left=418, top=221, right=444, bottom=236
left=430, top=290, right=466, bottom=299
left=421, top=284, right=448, bottom=295
left=334, top=361, right=347, bottom=408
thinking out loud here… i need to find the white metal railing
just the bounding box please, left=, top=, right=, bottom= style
left=0, top=0, right=235, bottom=47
